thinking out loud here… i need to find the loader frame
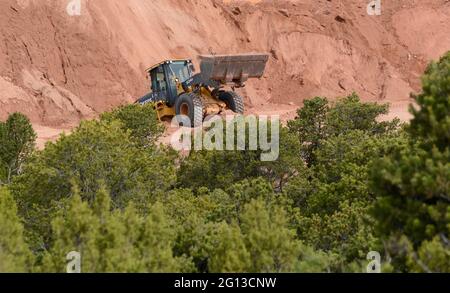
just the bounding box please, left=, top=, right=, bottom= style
left=136, top=53, right=269, bottom=123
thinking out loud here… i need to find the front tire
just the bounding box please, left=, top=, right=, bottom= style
left=175, top=93, right=204, bottom=127
left=218, top=91, right=244, bottom=114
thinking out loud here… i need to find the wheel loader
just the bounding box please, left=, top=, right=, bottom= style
left=136, top=53, right=269, bottom=127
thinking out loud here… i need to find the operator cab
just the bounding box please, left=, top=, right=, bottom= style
left=143, top=59, right=194, bottom=106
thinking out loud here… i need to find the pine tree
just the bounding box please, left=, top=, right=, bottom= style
left=371, top=51, right=450, bottom=272
left=11, top=119, right=175, bottom=251
left=0, top=187, right=33, bottom=272
left=240, top=199, right=303, bottom=272
left=0, top=112, right=36, bottom=185
left=208, top=222, right=251, bottom=273
left=100, top=104, right=164, bottom=148
left=41, top=184, right=191, bottom=272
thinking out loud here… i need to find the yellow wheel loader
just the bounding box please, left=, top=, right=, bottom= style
left=136, top=54, right=269, bottom=127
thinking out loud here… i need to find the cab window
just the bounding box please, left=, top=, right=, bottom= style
left=150, top=66, right=167, bottom=92
left=168, top=61, right=191, bottom=83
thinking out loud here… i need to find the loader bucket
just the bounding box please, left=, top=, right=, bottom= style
left=199, top=53, right=269, bottom=85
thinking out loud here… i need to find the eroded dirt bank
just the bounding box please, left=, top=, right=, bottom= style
left=1, top=0, right=449, bottom=146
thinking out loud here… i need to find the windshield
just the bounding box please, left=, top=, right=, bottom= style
left=168, top=61, right=191, bottom=83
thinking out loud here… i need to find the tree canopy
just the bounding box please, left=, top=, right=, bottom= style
left=0, top=51, right=448, bottom=272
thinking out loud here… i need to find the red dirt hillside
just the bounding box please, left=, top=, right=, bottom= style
left=0, top=0, right=449, bottom=146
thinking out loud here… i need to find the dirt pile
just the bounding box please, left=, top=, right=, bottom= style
left=0, top=0, right=449, bottom=142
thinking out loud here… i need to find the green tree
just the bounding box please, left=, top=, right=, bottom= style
left=297, top=200, right=378, bottom=269
left=306, top=130, right=392, bottom=214
left=286, top=103, right=401, bottom=267
left=288, top=94, right=398, bottom=167
left=0, top=112, right=36, bottom=184
left=178, top=120, right=305, bottom=192
left=208, top=222, right=251, bottom=273
left=100, top=104, right=164, bottom=148
left=178, top=149, right=260, bottom=191
left=239, top=199, right=332, bottom=272
left=371, top=51, right=450, bottom=272
left=41, top=184, right=191, bottom=272
left=326, top=93, right=398, bottom=137
left=158, top=187, right=235, bottom=272
left=226, top=178, right=276, bottom=217
left=259, top=127, right=307, bottom=192
left=11, top=119, right=175, bottom=250
left=156, top=179, right=327, bottom=273
left=409, top=52, right=450, bottom=152
left=285, top=129, right=406, bottom=265
left=0, top=187, right=33, bottom=272
left=288, top=97, right=328, bottom=166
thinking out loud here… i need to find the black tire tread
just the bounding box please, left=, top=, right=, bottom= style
left=190, top=93, right=204, bottom=127
left=219, top=91, right=244, bottom=114
left=175, top=92, right=204, bottom=127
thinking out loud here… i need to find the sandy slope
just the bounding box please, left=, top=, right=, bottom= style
left=0, top=0, right=449, bottom=144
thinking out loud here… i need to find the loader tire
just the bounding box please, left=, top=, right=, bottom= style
left=175, top=93, right=204, bottom=127
left=219, top=91, right=244, bottom=114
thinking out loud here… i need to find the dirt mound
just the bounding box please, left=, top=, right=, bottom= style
left=1, top=0, right=449, bottom=141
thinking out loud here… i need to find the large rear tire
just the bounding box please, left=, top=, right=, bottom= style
left=218, top=91, right=244, bottom=114
left=175, top=93, right=204, bottom=127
